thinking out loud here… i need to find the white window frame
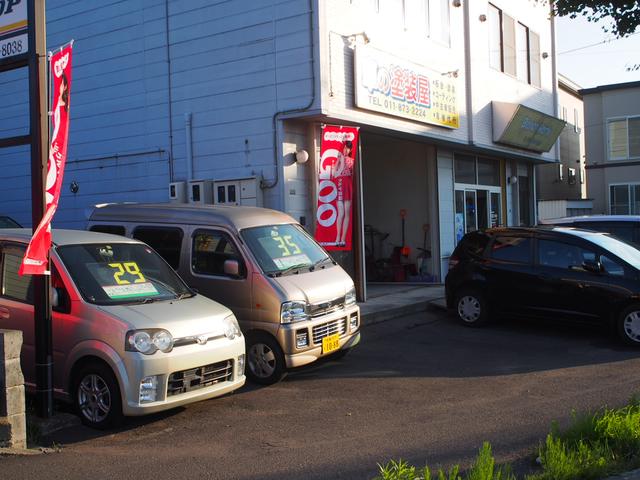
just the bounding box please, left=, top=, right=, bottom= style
left=606, top=116, right=640, bottom=162
left=488, top=4, right=540, bottom=87
left=608, top=182, right=640, bottom=215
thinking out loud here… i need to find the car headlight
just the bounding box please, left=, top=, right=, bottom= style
left=222, top=315, right=242, bottom=340
left=281, top=301, right=309, bottom=323
left=125, top=329, right=174, bottom=354
left=345, top=286, right=356, bottom=306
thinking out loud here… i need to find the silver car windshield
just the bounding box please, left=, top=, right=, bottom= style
left=241, top=224, right=332, bottom=276
left=57, top=243, right=191, bottom=305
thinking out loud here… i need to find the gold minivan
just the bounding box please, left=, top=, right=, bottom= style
left=88, top=203, right=361, bottom=384
left=0, top=229, right=245, bottom=428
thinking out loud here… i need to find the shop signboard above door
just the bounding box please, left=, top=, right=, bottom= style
left=354, top=45, right=459, bottom=129
left=492, top=102, right=566, bottom=153
left=0, top=0, right=28, bottom=60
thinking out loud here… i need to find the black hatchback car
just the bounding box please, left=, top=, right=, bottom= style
left=445, top=226, right=640, bottom=345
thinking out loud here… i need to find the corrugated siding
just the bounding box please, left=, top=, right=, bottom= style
left=0, top=0, right=316, bottom=227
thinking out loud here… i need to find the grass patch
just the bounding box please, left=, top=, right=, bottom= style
left=375, top=442, right=515, bottom=480
left=374, top=395, right=640, bottom=480
left=529, top=396, right=640, bottom=480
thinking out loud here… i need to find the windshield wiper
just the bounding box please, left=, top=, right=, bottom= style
left=310, top=257, right=334, bottom=271
left=176, top=291, right=196, bottom=300
left=274, top=263, right=310, bottom=277
left=130, top=297, right=157, bottom=304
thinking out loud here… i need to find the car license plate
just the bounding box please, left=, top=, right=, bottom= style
left=322, top=333, right=340, bottom=354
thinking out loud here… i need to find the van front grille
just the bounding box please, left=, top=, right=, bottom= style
left=312, top=318, right=347, bottom=345
left=167, top=360, right=233, bottom=397
left=308, top=296, right=346, bottom=318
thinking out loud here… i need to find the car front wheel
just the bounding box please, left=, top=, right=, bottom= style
left=246, top=332, right=286, bottom=385
left=617, top=305, right=640, bottom=346
left=454, top=288, right=489, bottom=327
left=74, top=362, right=122, bottom=429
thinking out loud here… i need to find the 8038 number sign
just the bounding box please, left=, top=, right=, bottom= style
left=0, top=36, right=26, bottom=59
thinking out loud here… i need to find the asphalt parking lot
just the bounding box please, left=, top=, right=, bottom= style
left=3, top=308, right=640, bottom=480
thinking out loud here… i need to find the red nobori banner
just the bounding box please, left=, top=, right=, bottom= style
left=20, top=44, right=73, bottom=276
left=315, top=125, right=359, bottom=251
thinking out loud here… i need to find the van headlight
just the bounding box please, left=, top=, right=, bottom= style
left=125, top=329, right=174, bottom=354
left=222, top=315, right=242, bottom=340
left=281, top=301, right=309, bottom=323
left=345, top=286, right=356, bottom=306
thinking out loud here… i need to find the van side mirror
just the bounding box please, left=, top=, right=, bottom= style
left=223, top=259, right=240, bottom=277
left=582, top=260, right=602, bottom=274
left=51, top=287, right=59, bottom=308
left=51, top=287, right=71, bottom=313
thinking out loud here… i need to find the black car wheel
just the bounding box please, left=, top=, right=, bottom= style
left=454, top=288, right=489, bottom=327
left=617, top=305, right=640, bottom=346
left=246, top=332, right=287, bottom=385
left=74, top=362, right=123, bottom=429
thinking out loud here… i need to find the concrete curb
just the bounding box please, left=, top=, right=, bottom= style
left=604, top=469, right=640, bottom=480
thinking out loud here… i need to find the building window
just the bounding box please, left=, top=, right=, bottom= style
left=610, top=184, right=640, bottom=215
left=608, top=117, right=640, bottom=161
left=380, top=0, right=403, bottom=25
left=488, top=4, right=540, bottom=87
left=427, top=0, right=450, bottom=45
left=403, top=0, right=449, bottom=44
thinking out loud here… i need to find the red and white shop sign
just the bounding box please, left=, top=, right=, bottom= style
left=315, top=125, right=359, bottom=251
left=20, top=44, right=73, bottom=275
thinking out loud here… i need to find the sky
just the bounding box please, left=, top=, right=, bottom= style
left=555, top=14, right=640, bottom=89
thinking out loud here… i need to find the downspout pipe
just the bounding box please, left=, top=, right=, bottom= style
left=262, top=0, right=317, bottom=197
left=462, top=0, right=474, bottom=145
left=185, top=112, right=193, bottom=182
left=165, top=0, right=175, bottom=182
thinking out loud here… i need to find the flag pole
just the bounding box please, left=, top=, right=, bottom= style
left=28, top=0, right=53, bottom=419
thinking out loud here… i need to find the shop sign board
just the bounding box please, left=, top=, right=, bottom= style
left=315, top=125, right=360, bottom=251
left=0, top=0, right=28, bottom=60
left=354, top=45, right=459, bottom=129
left=492, top=102, right=566, bottom=153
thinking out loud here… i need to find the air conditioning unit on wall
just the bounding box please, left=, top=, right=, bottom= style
left=188, top=180, right=213, bottom=204
left=213, top=177, right=263, bottom=207
left=169, top=181, right=187, bottom=203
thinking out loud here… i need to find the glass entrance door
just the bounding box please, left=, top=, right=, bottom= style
left=455, top=188, right=502, bottom=242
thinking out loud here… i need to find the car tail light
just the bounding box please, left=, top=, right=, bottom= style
left=449, top=255, right=459, bottom=270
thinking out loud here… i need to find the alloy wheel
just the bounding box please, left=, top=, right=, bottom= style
left=77, top=373, right=112, bottom=424
left=248, top=342, right=277, bottom=378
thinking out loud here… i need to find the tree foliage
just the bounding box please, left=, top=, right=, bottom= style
left=550, top=1, right=640, bottom=37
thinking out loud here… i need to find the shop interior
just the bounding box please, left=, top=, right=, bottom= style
left=360, top=133, right=438, bottom=284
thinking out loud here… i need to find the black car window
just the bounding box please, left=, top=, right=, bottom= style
left=600, top=255, right=625, bottom=277
left=133, top=227, right=183, bottom=270
left=458, top=232, right=490, bottom=257
left=538, top=239, right=595, bottom=270
left=1, top=246, right=34, bottom=304
left=192, top=229, right=246, bottom=278
left=490, top=236, right=532, bottom=263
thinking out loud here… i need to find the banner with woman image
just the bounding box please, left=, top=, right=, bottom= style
left=20, top=44, right=73, bottom=275
left=315, top=125, right=359, bottom=251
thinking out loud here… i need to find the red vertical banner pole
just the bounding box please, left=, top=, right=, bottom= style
left=26, top=0, right=52, bottom=418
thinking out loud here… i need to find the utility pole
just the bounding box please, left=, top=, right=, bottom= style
left=27, top=0, right=53, bottom=419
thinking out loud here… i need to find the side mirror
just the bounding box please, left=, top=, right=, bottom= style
left=223, top=259, right=240, bottom=277
left=582, top=260, right=602, bottom=274
left=51, top=287, right=70, bottom=313
left=51, top=287, right=59, bottom=308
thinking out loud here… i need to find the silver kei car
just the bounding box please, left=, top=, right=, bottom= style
left=0, top=229, right=245, bottom=428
